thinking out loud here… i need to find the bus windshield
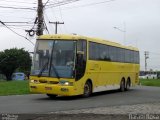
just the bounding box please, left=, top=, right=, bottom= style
left=31, top=40, right=76, bottom=78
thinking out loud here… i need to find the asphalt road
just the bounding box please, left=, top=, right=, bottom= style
left=0, top=86, right=160, bottom=114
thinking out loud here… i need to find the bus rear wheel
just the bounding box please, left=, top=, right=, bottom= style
left=125, top=79, right=131, bottom=91
left=120, top=79, right=125, bottom=92
left=83, top=81, right=92, bottom=97
left=46, top=94, right=57, bottom=98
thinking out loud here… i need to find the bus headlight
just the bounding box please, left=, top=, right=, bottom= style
left=30, top=80, right=34, bottom=83
left=59, top=80, right=73, bottom=86
left=30, top=80, right=39, bottom=83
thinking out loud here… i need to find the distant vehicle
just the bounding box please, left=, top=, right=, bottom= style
left=139, top=75, right=147, bottom=79
left=139, top=74, right=157, bottom=79
left=146, top=74, right=157, bottom=79
left=12, top=72, right=26, bottom=80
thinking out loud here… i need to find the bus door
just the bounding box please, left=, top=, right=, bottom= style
left=75, top=40, right=87, bottom=81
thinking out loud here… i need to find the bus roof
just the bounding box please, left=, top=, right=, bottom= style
left=37, top=34, right=139, bottom=51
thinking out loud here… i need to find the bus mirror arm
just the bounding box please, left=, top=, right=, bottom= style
left=77, top=51, right=84, bottom=55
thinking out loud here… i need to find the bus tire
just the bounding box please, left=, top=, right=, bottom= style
left=120, top=79, right=125, bottom=92
left=82, top=81, right=92, bottom=97
left=46, top=94, right=57, bottom=98
left=125, top=79, right=131, bottom=91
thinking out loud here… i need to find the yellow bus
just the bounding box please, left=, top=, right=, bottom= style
left=30, top=34, right=140, bottom=98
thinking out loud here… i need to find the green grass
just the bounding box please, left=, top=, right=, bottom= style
left=0, top=79, right=159, bottom=96
left=140, top=79, right=160, bottom=87
left=0, top=80, right=30, bottom=96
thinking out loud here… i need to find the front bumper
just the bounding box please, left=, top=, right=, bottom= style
left=29, top=83, right=78, bottom=96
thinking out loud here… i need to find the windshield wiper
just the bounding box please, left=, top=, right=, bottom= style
left=51, top=64, right=60, bottom=79
left=38, top=62, right=48, bottom=77
left=48, top=40, right=60, bottom=79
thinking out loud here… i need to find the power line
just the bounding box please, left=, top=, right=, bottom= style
left=0, top=0, right=36, bottom=4
left=148, top=52, right=160, bottom=55
left=43, top=20, right=50, bottom=34
left=0, top=10, right=35, bottom=13
left=3, top=22, right=32, bottom=24
left=0, top=21, right=34, bottom=46
left=48, top=0, right=82, bottom=5
left=0, top=25, right=33, bottom=27
left=44, top=0, right=68, bottom=33
left=44, top=0, right=50, bottom=7
left=45, top=0, right=81, bottom=9
left=0, top=22, right=34, bottom=27
left=0, top=4, right=36, bottom=8
left=3, top=27, right=29, bottom=31
left=0, top=5, right=36, bottom=10
left=43, top=0, right=81, bottom=34
left=1, top=1, right=36, bottom=5
left=61, top=0, right=115, bottom=10
left=57, top=0, right=68, bottom=33
left=76, top=0, right=115, bottom=7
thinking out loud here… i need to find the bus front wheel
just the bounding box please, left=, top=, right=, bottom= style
left=82, top=81, right=92, bottom=97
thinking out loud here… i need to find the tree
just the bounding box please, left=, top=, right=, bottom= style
left=0, top=48, right=32, bottom=80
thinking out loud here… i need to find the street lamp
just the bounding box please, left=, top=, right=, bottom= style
left=113, top=22, right=126, bottom=45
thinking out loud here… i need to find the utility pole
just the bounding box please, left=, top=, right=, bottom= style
left=37, top=0, right=44, bottom=36
left=144, top=51, right=149, bottom=72
left=49, top=21, right=64, bottom=34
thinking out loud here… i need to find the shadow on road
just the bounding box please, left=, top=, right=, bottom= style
left=35, top=89, right=135, bottom=101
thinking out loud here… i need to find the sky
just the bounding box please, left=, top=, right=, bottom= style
left=0, top=0, right=160, bottom=71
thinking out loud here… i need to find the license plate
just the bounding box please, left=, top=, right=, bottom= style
left=45, top=87, right=52, bottom=90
